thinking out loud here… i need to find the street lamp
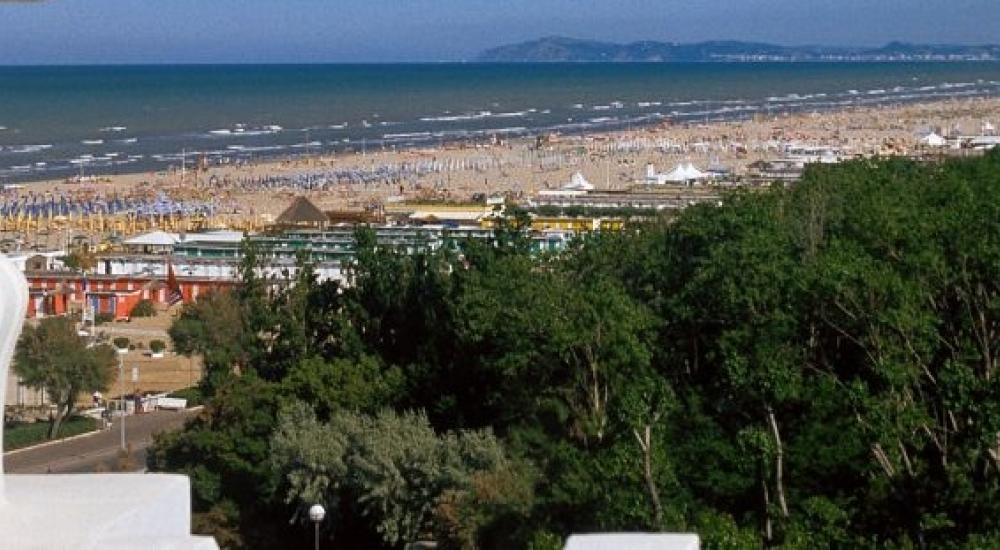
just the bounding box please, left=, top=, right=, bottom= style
left=308, top=504, right=326, bottom=550
left=115, top=345, right=128, bottom=452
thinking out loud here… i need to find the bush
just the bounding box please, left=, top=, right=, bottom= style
left=150, top=340, right=166, bottom=353
left=167, top=387, right=203, bottom=407
left=4, top=416, right=98, bottom=451
left=94, top=312, right=115, bottom=326
left=130, top=300, right=157, bottom=318
left=113, top=337, right=130, bottom=351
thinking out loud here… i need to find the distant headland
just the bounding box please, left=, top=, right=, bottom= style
left=476, top=36, right=1000, bottom=62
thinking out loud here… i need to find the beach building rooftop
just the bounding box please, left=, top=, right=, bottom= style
left=645, top=163, right=710, bottom=185
left=275, top=196, right=329, bottom=227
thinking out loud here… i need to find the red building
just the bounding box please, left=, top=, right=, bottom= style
left=25, top=272, right=238, bottom=320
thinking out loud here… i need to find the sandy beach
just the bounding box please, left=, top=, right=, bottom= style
left=4, top=95, right=1000, bottom=243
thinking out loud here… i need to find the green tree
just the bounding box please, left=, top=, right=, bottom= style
left=271, top=403, right=519, bottom=548
left=169, top=291, right=248, bottom=390
left=14, top=316, right=116, bottom=438
left=61, top=249, right=97, bottom=273
left=149, top=374, right=285, bottom=548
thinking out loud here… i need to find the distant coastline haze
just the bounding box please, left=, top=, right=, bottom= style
left=1, top=0, right=999, bottom=64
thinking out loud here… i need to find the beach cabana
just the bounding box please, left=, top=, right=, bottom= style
left=275, top=196, right=329, bottom=228
left=662, top=163, right=709, bottom=184
left=919, top=132, right=947, bottom=147
left=562, top=172, right=595, bottom=191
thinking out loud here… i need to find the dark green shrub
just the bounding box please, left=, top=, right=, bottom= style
left=94, top=312, right=115, bottom=326
left=130, top=299, right=157, bottom=318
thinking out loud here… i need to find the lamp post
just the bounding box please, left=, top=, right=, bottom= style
left=116, top=346, right=127, bottom=452
left=308, top=504, right=326, bottom=550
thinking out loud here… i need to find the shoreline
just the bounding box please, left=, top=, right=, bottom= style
left=2, top=95, right=999, bottom=245
left=3, top=66, right=999, bottom=186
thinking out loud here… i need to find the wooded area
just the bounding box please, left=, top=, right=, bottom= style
left=152, top=151, right=1000, bottom=548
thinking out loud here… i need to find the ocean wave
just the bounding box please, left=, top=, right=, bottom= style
left=480, top=127, right=527, bottom=134
left=208, top=124, right=283, bottom=137
left=492, top=111, right=531, bottom=118
left=225, top=145, right=287, bottom=153
left=420, top=111, right=493, bottom=122
left=383, top=132, right=432, bottom=140
left=4, top=144, right=53, bottom=154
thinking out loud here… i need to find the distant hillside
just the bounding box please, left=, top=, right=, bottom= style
left=477, top=37, right=1000, bottom=62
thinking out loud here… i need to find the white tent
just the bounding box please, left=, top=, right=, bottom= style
left=919, top=132, right=947, bottom=147
left=562, top=172, right=595, bottom=191
left=662, top=162, right=709, bottom=183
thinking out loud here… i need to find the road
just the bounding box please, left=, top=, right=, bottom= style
left=4, top=408, right=200, bottom=474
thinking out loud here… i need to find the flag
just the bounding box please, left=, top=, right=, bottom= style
left=166, top=262, right=183, bottom=306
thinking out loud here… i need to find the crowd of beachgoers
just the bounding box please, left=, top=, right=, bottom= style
left=1, top=96, right=998, bottom=242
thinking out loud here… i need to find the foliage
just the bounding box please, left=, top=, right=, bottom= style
left=4, top=416, right=98, bottom=451
left=14, top=317, right=116, bottom=438
left=61, top=250, right=97, bottom=272
left=167, top=386, right=203, bottom=408
left=149, top=374, right=285, bottom=548
left=169, top=290, right=250, bottom=392
left=149, top=339, right=166, bottom=353
left=151, top=151, right=1000, bottom=547
left=270, top=403, right=520, bottom=548
left=113, top=337, right=130, bottom=350
left=94, top=312, right=115, bottom=326
left=130, top=299, right=157, bottom=318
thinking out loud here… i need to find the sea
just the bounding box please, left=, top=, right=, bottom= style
left=1, top=62, right=999, bottom=183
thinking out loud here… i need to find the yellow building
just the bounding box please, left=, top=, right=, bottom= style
left=528, top=216, right=625, bottom=232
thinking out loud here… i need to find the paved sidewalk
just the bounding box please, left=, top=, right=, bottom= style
left=5, top=409, right=199, bottom=474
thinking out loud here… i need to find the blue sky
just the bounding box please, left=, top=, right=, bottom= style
left=1, top=0, right=998, bottom=64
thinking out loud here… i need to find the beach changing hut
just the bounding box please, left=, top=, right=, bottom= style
left=563, top=172, right=595, bottom=191
left=919, top=132, right=948, bottom=148
left=646, top=162, right=710, bottom=185
left=275, top=196, right=329, bottom=228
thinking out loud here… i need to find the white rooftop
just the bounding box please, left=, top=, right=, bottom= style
left=181, top=230, right=247, bottom=244
left=919, top=132, right=948, bottom=147
left=564, top=533, right=700, bottom=550
left=125, top=230, right=250, bottom=248
left=123, top=230, right=180, bottom=247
